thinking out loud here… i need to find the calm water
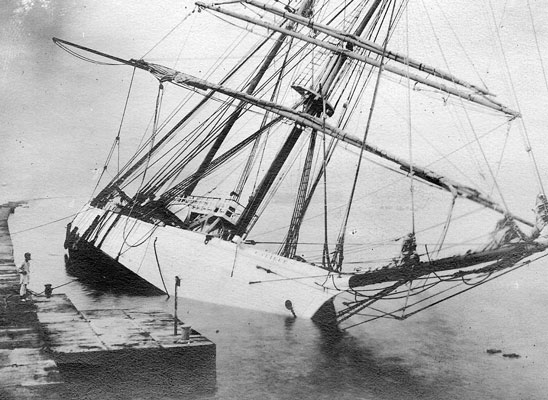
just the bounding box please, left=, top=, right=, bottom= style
left=3, top=1, right=548, bottom=399
left=7, top=198, right=548, bottom=400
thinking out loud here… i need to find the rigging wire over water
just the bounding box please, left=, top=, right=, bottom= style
left=486, top=0, right=546, bottom=198
left=343, top=251, right=548, bottom=330
left=404, top=1, right=414, bottom=235
left=11, top=213, right=79, bottom=236
left=332, top=0, right=398, bottom=271
left=526, top=0, right=548, bottom=97
left=140, top=9, right=197, bottom=59
left=421, top=0, right=512, bottom=215
left=91, top=67, right=137, bottom=199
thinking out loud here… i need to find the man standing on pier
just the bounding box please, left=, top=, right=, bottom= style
left=18, top=252, right=31, bottom=301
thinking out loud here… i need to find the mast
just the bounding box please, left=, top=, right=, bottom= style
left=280, top=0, right=384, bottom=258
left=234, top=0, right=386, bottom=240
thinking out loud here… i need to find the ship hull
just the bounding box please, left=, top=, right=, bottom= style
left=65, top=205, right=348, bottom=320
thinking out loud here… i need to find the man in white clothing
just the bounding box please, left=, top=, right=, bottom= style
left=18, top=252, right=31, bottom=301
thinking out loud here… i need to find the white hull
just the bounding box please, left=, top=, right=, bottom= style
left=68, top=205, right=350, bottom=319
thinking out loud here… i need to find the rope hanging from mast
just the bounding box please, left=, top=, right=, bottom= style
left=486, top=0, right=546, bottom=198
left=90, top=67, right=137, bottom=200
left=138, top=81, right=165, bottom=199
left=321, top=87, right=331, bottom=267
left=332, top=0, right=397, bottom=272
left=232, top=35, right=295, bottom=201
left=404, top=2, right=415, bottom=235
left=526, top=0, right=548, bottom=99
left=140, top=9, right=197, bottom=59
left=421, top=0, right=514, bottom=219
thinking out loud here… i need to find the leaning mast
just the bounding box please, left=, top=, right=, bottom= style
left=183, top=0, right=317, bottom=197
left=279, top=0, right=384, bottom=259
left=234, top=0, right=385, bottom=245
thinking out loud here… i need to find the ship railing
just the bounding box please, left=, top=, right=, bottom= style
left=171, top=195, right=244, bottom=224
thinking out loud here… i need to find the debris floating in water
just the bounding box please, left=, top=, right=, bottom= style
left=486, top=349, right=521, bottom=358
left=502, top=353, right=521, bottom=359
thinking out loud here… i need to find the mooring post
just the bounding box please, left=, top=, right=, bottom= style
left=174, top=276, right=180, bottom=336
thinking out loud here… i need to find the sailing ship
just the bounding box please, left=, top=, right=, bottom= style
left=58, top=0, right=548, bottom=328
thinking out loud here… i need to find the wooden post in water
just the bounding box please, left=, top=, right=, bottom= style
left=174, top=276, right=180, bottom=336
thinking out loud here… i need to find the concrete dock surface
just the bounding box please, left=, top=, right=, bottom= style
left=0, top=204, right=215, bottom=398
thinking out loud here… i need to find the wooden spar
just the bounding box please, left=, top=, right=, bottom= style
left=242, top=0, right=495, bottom=97
left=348, top=242, right=547, bottom=288
left=195, top=1, right=520, bottom=117
left=318, top=0, right=381, bottom=98
left=271, top=0, right=381, bottom=251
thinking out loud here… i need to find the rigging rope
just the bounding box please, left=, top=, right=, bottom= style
left=421, top=0, right=513, bottom=215
left=10, top=213, right=79, bottom=235
left=138, top=82, right=165, bottom=196
left=490, top=121, right=512, bottom=197
left=153, top=237, right=170, bottom=296
left=115, top=68, right=137, bottom=179
left=332, top=0, right=398, bottom=271
left=321, top=94, right=331, bottom=267
left=433, top=188, right=457, bottom=256
left=486, top=0, right=546, bottom=197
left=526, top=0, right=548, bottom=97
left=141, top=9, right=197, bottom=59
left=54, top=40, right=123, bottom=66
left=90, top=67, right=137, bottom=200
left=343, top=251, right=548, bottom=329
left=116, top=82, right=165, bottom=258
left=28, top=279, right=80, bottom=297
left=404, top=3, right=415, bottom=234
left=432, top=0, right=490, bottom=93
left=232, top=34, right=295, bottom=200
